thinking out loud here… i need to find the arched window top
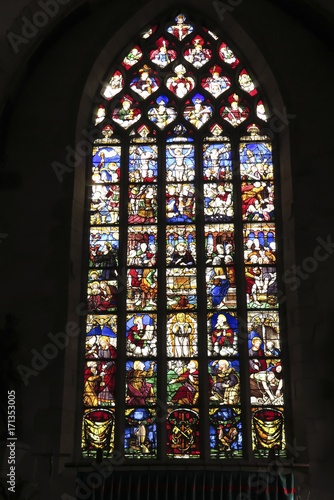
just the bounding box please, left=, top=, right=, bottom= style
left=82, top=11, right=286, bottom=463
left=92, top=11, right=268, bottom=139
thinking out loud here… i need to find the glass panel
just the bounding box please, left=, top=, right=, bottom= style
left=241, top=181, right=275, bottom=221
left=202, top=65, right=231, bottom=98
left=240, top=141, right=273, bottom=180
left=128, top=184, right=158, bottom=223
left=167, top=14, right=193, bottom=40
left=209, top=360, right=240, bottom=404
left=204, top=224, right=235, bottom=265
left=167, top=360, right=199, bottom=405
left=90, top=185, right=120, bottom=225
left=249, top=360, right=283, bottom=405
left=184, top=35, right=212, bottom=68
left=252, top=407, right=285, bottom=458
left=127, top=269, right=158, bottom=311
left=125, top=408, right=157, bottom=458
left=245, top=266, right=278, bottom=309
left=129, top=145, right=158, bottom=182
left=111, top=96, right=141, bottom=129
left=166, top=225, right=196, bottom=266
left=204, top=183, right=234, bottom=222
left=148, top=95, right=177, bottom=129
left=86, top=315, right=117, bottom=359
left=209, top=407, right=242, bottom=458
left=87, top=272, right=118, bottom=313
left=166, top=268, right=197, bottom=310
left=89, top=227, right=119, bottom=269
left=102, top=70, right=124, bottom=100
left=166, top=184, right=196, bottom=222
left=183, top=94, right=213, bottom=128
left=238, top=69, right=257, bottom=95
left=243, top=223, right=276, bottom=263
left=130, top=65, right=160, bottom=99
left=127, top=225, right=157, bottom=267
left=207, top=312, right=238, bottom=356
left=166, top=144, right=195, bottom=182
left=166, top=313, right=198, bottom=357
left=218, top=42, right=239, bottom=67
left=247, top=311, right=281, bottom=357
left=206, top=266, right=237, bottom=309
left=203, top=143, right=232, bottom=180
left=150, top=37, right=177, bottom=67
left=122, top=46, right=142, bottom=69
left=167, top=408, right=200, bottom=458
left=166, top=64, right=195, bottom=98
left=84, top=360, right=116, bottom=406
left=126, top=313, right=157, bottom=357
left=82, top=409, right=114, bottom=458
left=92, top=145, right=121, bottom=183
left=126, top=360, right=157, bottom=405
left=221, top=94, right=249, bottom=127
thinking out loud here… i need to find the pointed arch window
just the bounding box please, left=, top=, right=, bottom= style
left=82, top=12, right=286, bottom=462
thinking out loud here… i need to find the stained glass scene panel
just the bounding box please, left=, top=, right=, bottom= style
left=209, top=360, right=240, bottom=405
left=89, top=227, right=119, bottom=269
left=166, top=268, right=197, bottom=310
left=249, top=359, right=283, bottom=406
left=92, top=146, right=121, bottom=183
left=86, top=315, right=117, bottom=359
left=206, top=266, right=237, bottom=309
left=128, top=184, right=158, bottom=223
left=125, top=360, right=157, bottom=406
left=167, top=360, right=199, bottom=406
left=247, top=311, right=281, bottom=357
left=239, top=141, right=273, bottom=180
left=166, top=313, right=198, bottom=357
left=241, top=180, right=275, bottom=221
left=166, top=144, right=195, bottom=182
left=245, top=266, right=278, bottom=309
left=243, top=223, right=276, bottom=264
left=129, top=145, right=158, bottom=182
left=203, top=143, right=232, bottom=180
left=126, top=313, right=157, bottom=357
left=83, top=360, right=116, bottom=407
left=209, top=407, right=242, bottom=458
left=205, top=223, right=235, bottom=265
left=166, top=225, right=196, bottom=266
left=207, top=312, right=238, bottom=356
left=124, top=408, right=157, bottom=458
left=201, top=65, right=231, bottom=98
left=204, top=183, right=234, bottom=222
left=127, top=225, right=157, bottom=267
left=87, top=272, right=118, bottom=313
left=90, top=185, right=120, bottom=225
left=127, top=269, right=157, bottom=311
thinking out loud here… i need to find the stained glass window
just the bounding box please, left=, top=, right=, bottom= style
left=81, top=12, right=286, bottom=462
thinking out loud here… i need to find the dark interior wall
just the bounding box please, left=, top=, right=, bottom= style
left=0, top=0, right=333, bottom=498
